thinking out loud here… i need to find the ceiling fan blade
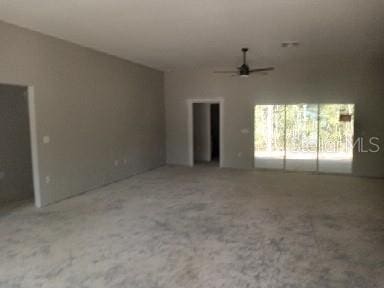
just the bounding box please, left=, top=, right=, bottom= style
left=213, top=70, right=239, bottom=74
left=249, top=67, right=275, bottom=73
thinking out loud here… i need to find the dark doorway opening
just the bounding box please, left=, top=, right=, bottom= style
left=211, top=104, right=220, bottom=163
left=192, top=103, right=220, bottom=166
left=0, top=84, right=34, bottom=205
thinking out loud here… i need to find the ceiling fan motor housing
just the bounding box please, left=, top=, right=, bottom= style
left=239, top=64, right=250, bottom=76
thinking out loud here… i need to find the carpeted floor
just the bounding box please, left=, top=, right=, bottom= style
left=0, top=165, right=383, bottom=288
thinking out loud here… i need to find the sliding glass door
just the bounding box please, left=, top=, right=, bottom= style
left=254, top=105, right=285, bottom=169
left=254, top=103, right=354, bottom=173
left=318, top=104, right=354, bottom=173
left=285, top=104, right=318, bottom=171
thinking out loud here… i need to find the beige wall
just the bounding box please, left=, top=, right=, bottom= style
left=0, top=21, right=165, bottom=206
left=165, top=57, right=384, bottom=177
left=0, top=84, right=33, bottom=202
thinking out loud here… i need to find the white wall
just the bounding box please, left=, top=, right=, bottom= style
left=165, top=57, right=384, bottom=177
left=193, top=103, right=211, bottom=162
left=0, top=21, right=165, bottom=206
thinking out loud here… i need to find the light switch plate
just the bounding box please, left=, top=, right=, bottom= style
left=43, top=136, right=50, bottom=144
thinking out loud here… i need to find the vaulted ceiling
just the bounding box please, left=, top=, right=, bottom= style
left=0, top=0, right=383, bottom=70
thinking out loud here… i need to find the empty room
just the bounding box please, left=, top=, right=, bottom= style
left=0, top=1, right=383, bottom=287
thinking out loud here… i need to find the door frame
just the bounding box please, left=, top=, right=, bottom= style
left=253, top=103, right=354, bottom=174
left=27, top=86, right=42, bottom=207
left=0, top=83, right=42, bottom=207
left=187, top=98, right=224, bottom=167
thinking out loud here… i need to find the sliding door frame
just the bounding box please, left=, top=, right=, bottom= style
left=254, top=103, right=354, bottom=174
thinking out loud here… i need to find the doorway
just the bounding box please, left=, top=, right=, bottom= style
left=211, top=104, right=220, bottom=163
left=188, top=99, right=223, bottom=167
left=0, top=84, right=39, bottom=206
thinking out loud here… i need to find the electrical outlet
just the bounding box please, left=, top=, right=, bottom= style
left=45, top=176, right=51, bottom=184
left=43, top=136, right=50, bottom=144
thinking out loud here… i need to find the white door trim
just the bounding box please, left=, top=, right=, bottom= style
left=27, top=86, right=42, bottom=207
left=0, top=83, right=42, bottom=207
left=187, top=98, right=224, bottom=167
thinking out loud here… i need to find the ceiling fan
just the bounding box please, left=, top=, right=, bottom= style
left=214, top=48, right=274, bottom=77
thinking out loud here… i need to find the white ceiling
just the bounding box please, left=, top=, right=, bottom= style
left=0, top=0, right=383, bottom=71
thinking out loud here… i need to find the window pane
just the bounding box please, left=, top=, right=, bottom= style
left=254, top=105, right=285, bottom=169
left=318, top=104, right=354, bottom=173
left=285, top=104, right=318, bottom=171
